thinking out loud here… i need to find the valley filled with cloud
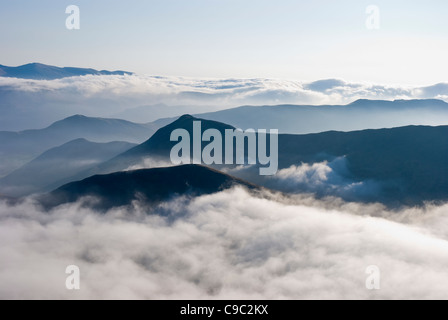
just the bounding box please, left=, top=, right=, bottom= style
left=1, top=187, right=448, bottom=299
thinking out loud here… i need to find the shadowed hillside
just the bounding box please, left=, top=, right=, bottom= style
left=0, top=115, right=160, bottom=177
left=78, top=115, right=448, bottom=207
left=41, top=165, right=257, bottom=211
left=0, top=139, right=136, bottom=197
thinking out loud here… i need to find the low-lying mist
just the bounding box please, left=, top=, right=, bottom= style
left=1, top=187, right=448, bottom=299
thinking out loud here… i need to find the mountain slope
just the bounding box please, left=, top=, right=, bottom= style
left=0, top=139, right=136, bottom=197
left=41, top=165, right=257, bottom=211
left=82, top=115, right=448, bottom=206
left=276, top=125, right=448, bottom=206
left=194, top=99, right=448, bottom=134
left=80, top=114, right=235, bottom=175
left=0, top=115, right=160, bottom=177
left=0, top=63, right=132, bottom=80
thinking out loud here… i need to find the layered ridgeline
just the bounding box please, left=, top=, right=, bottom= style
left=78, top=115, right=236, bottom=175
left=0, top=139, right=136, bottom=197
left=194, top=99, right=448, bottom=134
left=0, top=115, right=162, bottom=177
left=3, top=113, right=447, bottom=206
left=58, top=115, right=448, bottom=207
left=0, top=63, right=132, bottom=80
left=41, top=165, right=257, bottom=211
left=0, top=63, right=135, bottom=131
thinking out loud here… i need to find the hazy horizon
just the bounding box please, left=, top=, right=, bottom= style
left=1, top=1, right=448, bottom=85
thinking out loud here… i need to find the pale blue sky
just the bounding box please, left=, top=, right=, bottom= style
left=1, top=0, right=447, bottom=85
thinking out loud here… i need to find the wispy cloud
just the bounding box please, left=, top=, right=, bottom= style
left=270, top=158, right=382, bottom=202
left=123, top=158, right=175, bottom=172
left=223, top=158, right=383, bottom=203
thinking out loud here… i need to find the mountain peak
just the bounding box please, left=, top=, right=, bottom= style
left=0, top=63, right=133, bottom=80
left=25, top=62, right=46, bottom=67
left=87, top=115, right=238, bottom=175
left=64, top=137, right=89, bottom=144
left=48, top=115, right=92, bottom=128
left=65, top=114, right=88, bottom=120
left=178, top=114, right=196, bottom=121
left=349, top=99, right=373, bottom=104
left=304, top=79, right=346, bottom=91
left=40, top=164, right=257, bottom=211
left=157, top=114, right=234, bottom=133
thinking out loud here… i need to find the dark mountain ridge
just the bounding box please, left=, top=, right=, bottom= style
left=0, top=63, right=132, bottom=80
left=78, top=115, right=448, bottom=207
left=41, top=164, right=257, bottom=211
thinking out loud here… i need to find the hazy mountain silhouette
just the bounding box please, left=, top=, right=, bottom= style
left=0, top=115, right=160, bottom=177
left=0, top=63, right=132, bottom=80
left=41, top=165, right=257, bottom=211
left=192, top=99, right=448, bottom=134
left=79, top=115, right=235, bottom=176
left=275, top=125, right=448, bottom=206
left=79, top=115, right=448, bottom=206
left=0, top=139, right=136, bottom=197
left=304, top=79, right=347, bottom=91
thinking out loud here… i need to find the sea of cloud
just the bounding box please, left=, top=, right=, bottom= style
left=2, top=74, right=448, bottom=130
left=1, top=187, right=448, bottom=300
left=1, top=74, right=446, bottom=107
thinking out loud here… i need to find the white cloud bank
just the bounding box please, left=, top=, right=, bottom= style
left=223, top=158, right=382, bottom=203
left=1, top=188, right=448, bottom=299
left=271, top=158, right=382, bottom=201
left=1, top=74, right=445, bottom=107
left=1, top=74, right=448, bottom=130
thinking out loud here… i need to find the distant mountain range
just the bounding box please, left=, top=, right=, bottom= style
left=112, top=103, right=223, bottom=124
left=40, top=165, right=257, bottom=211
left=0, top=139, right=136, bottom=197
left=193, top=99, right=448, bottom=134
left=0, top=115, right=162, bottom=177
left=0, top=63, right=132, bottom=80
left=1, top=62, right=447, bottom=211
left=1, top=108, right=447, bottom=207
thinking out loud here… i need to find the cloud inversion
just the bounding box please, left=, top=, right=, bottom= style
left=1, top=188, right=448, bottom=299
